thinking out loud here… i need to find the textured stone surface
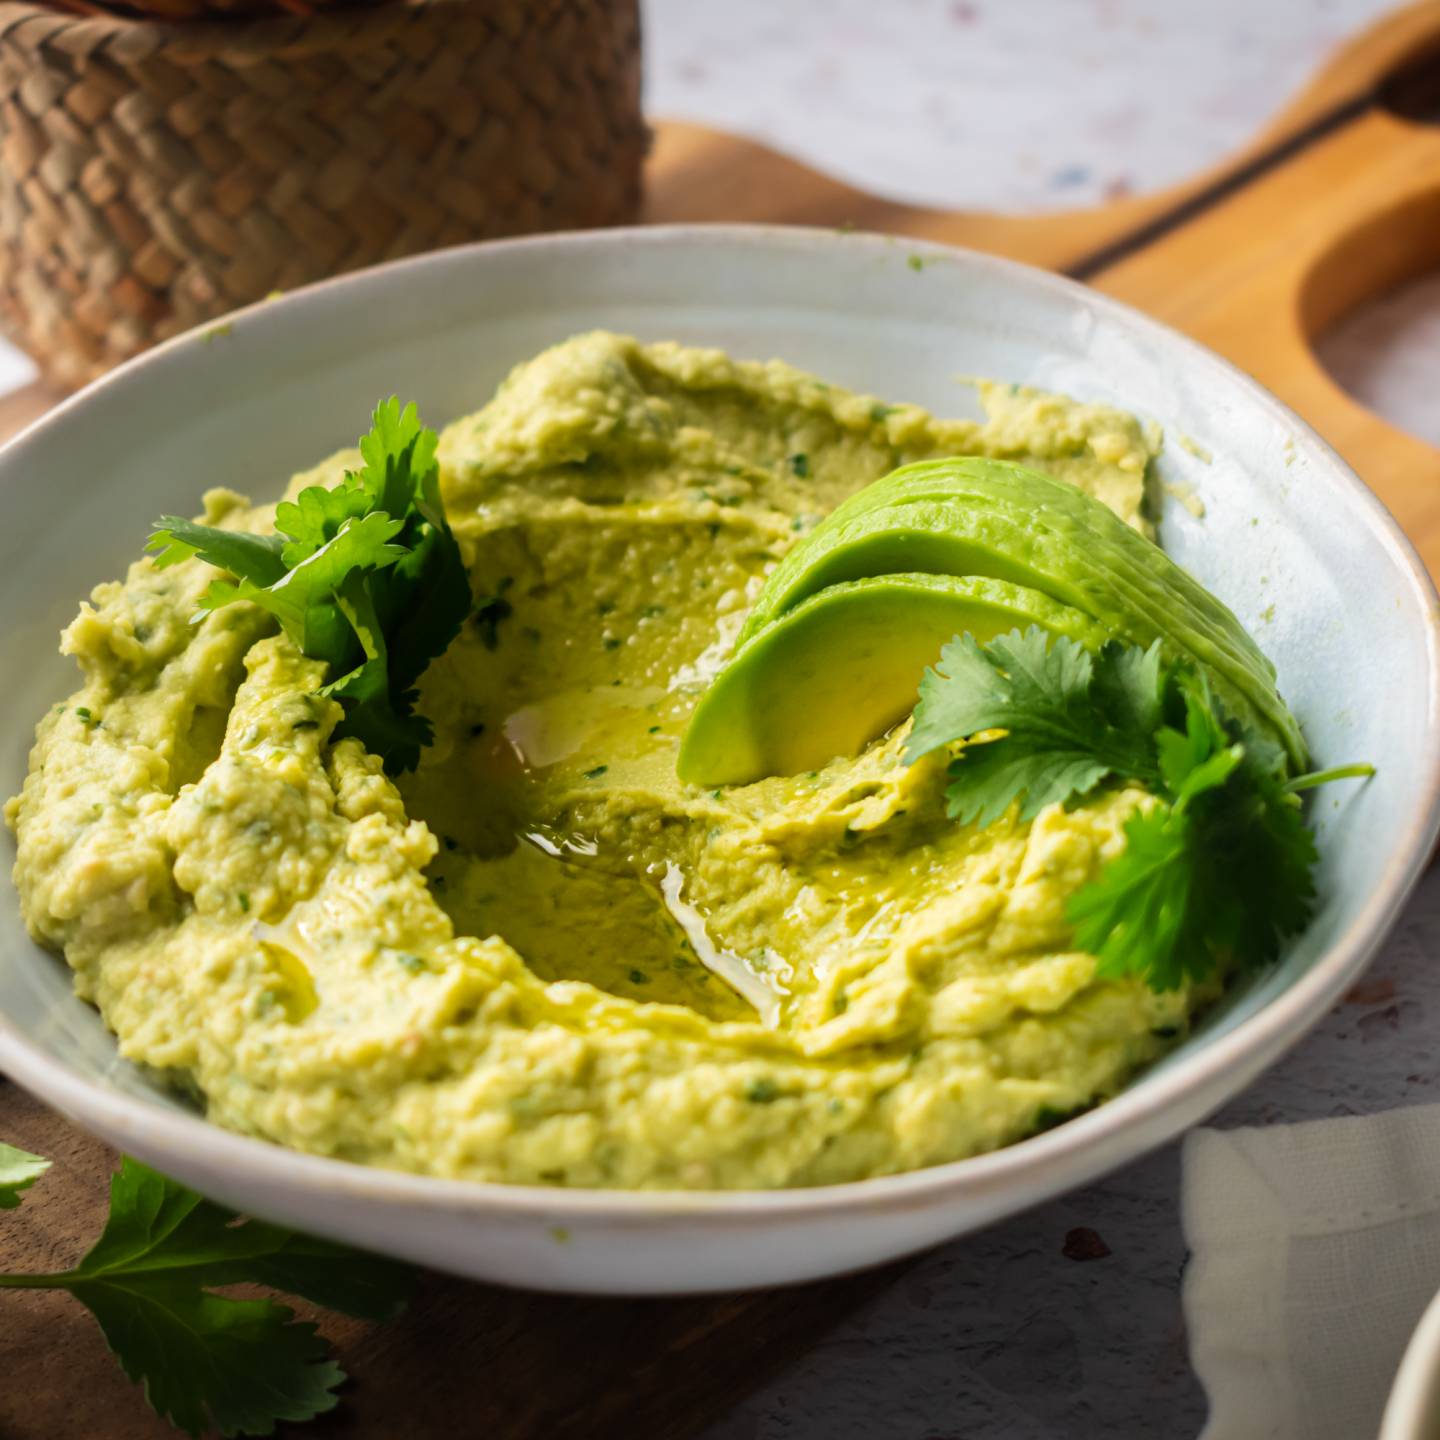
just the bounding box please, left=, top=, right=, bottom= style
left=645, top=0, right=1395, bottom=214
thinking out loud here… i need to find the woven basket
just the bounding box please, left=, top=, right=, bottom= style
left=0, top=0, right=646, bottom=388
left=48, top=0, right=379, bottom=21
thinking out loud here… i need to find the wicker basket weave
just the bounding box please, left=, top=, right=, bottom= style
left=49, top=0, right=380, bottom=20
left=0, top=0, right=646, bottom=387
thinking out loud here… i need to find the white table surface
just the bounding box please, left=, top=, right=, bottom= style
left=648, top=2, right=1440, bottom=1435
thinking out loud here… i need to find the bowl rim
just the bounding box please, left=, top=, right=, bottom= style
left=1382, top=1284, right=1440, bottom=1440
left=2, top=221, right=1438, bottom=1220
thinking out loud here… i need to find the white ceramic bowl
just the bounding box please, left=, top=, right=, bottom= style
left=1383, top=1287, right=1440, bottom=1440
left=2, top=226, right=1437, bottom=1295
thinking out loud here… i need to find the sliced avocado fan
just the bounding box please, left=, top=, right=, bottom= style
left=678, top=457, right=1306, bottom=789
left=677, top=573, right=1108, bottom=786
left=734, top=458, right=1305, bottom=774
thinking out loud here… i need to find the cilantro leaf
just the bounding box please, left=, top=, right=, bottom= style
left=1154, top=671, right=1235, bottom=798
left=65, top=1161, right=413, bottom=1320
left=1090, top=635, right=1165, bottom=737
left=905, top=625, right=1371, bottom=992
left=905, top=630, right=1163, bottom=826
left=1067, top=667, right=1305, bottom=990
left=198, top=510, right=408, bottom=657
left=938, top=738, right=1127, bottom=831
left=147, top=518, right=287, bottom=589
left=272, top=479, right=375, bottom=567
left=365, top=480, right=472, bottom=697
left=323, top=570, right=433, bottom=774
left=0, top=1155, right=414, bottom=1438
left=146, top=397, right=474, bottom=775
left=1068, top=804, right=1198, bottom=990
left=1067, top=757, right=1317, bottom=992
left=357, top=395, right=439, bottom=520
left=1187, top=760, right=1319, bottom=970
left=0, top=1140, right=49, bottom=1209
left=76, top=1279, right=342, bottom=1439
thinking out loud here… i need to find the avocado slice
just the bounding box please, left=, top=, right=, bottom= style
left=788, top=455, right=1082, bottom=529
left=740, top=459, right=1304, bottom=771
left=677, top=573, right=1108, bottom=787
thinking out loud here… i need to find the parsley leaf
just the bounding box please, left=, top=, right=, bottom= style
left=0, top=1140, right=49, bottom=1209
left=905, top=629, right=1164, bottom=826
left=148, top=397, right=472, bottom=774
left=0, top=1153, right=414, bottom=1438
left=906, top=625, right=1371, bottom=991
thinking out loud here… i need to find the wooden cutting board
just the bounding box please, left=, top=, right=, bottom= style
left=5, top=5, right=1440, bottom=1437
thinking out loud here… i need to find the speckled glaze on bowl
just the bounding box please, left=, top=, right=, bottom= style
left=1, top=226, right=1437, bottom=1295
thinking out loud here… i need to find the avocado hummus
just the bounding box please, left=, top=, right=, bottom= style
left=6, top=332, right=1196, bottom=1190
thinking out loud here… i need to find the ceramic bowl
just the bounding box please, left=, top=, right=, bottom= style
left=1, top=226, right=1437, bottom=1295
left=1383, top=1287, right=1440, bottom=1440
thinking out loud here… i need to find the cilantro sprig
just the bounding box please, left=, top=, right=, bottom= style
left=905, top=628, right=1167, bottom=828
left=0, top=1143, right=413, bottom=1437
left=148, top=398, right=472, bottom=774
left=905, top=628, right=1373, bottom=991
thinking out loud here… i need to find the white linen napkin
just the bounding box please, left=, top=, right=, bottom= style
left=1183, top=1104, right=1440, bottom=1439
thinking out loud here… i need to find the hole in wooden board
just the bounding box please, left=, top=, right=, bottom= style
left=1302, top=177, right=1440, bottom=449
left=1295, top=42, right=1440, bottom=446
left=1316, top=274, right=1440, bottom=447
left=1379, top=41, right=1440, bottom=125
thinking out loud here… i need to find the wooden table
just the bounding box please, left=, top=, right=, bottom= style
left=6, top=5, right=1440, bottom=1436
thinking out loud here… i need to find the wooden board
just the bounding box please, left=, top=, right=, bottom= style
left=6, top=4, right=1440, bottom=1436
